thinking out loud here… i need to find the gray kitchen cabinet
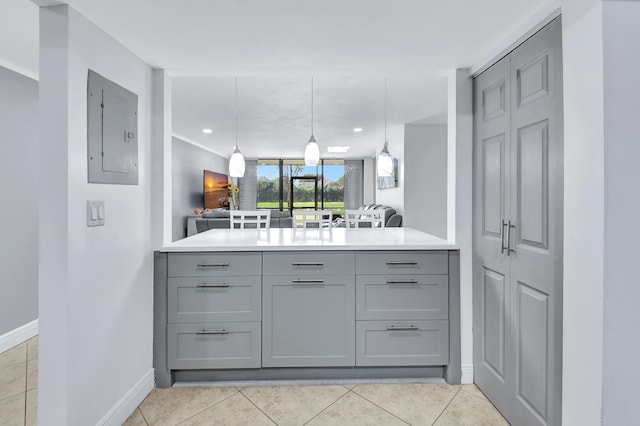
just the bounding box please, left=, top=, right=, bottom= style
left=168, top=322, right=261, bottom=369
left=356, top=320, right=449, bottom=366
left=262, top=274, right=355, bottom=367
left=165, top=252, right=262, bottom=370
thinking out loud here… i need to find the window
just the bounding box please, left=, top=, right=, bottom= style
left=256, top=159, right=345, bottom=218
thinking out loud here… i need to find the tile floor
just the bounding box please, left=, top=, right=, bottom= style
left=1, top=337, right=509, bottom=425
left=0, top=337, right=38, bottom=426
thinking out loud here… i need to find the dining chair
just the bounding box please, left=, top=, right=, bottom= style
left=229, top=210, right=271, bottom=229
left=344, top=209, right=386, bottom=228
left=291, top=209, right=333, bottom=228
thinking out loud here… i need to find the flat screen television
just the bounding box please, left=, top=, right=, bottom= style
left=203, top=170, right=229, bottom=210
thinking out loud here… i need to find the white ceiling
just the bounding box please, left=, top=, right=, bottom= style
left=2, top=0, right=548, bottom=158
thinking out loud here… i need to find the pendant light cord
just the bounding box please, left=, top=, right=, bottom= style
left=311, top=76, right=314, bottom=135
left=235, top=77, right=238, bottom=149
left=384, top=77, right=387, bottom=143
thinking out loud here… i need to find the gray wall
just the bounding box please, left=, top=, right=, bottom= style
left=172, top=137, right=227, bottom=241
left=344, top=160, right=364, bottom=210
left=0, top=66, right=38, bottom=336
left=238, top=160, right=257, bottom=210
left=404, top=123, right=447, bottom=238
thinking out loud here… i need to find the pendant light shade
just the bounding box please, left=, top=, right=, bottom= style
left=377, top=77, right=393, bottom=177
left=229, top=77, right=246, bottom=178
left=229, top=146, right=245, bottom=177
left=377, top=141, right=393, bottom=176
left=304, top=77, right=320, bottom=166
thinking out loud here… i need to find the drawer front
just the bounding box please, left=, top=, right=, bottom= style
left=263, top=251, right=355, bottom=276
left=356, top=275, right=448, bottom=320
left=168, top=252, right=261, bottom=277
left=168, top=322, right=261, bottom=369
left=356, top=320, right=449, bottom=366
left=262, top=275, right=355, bottom=367
left=355, top=251, right=448, bottom=275
left=168, top=276, right=261, bottom=323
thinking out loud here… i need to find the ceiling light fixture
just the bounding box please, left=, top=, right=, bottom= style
left=353, top=127, right=363, bottom=132
left=377, top=77, right=393, bottom=177
left=228, top=77, right=245, bottom=178
left=304, top=76, right=320, bottom=166
left=202, top=128, right=212, bottom=134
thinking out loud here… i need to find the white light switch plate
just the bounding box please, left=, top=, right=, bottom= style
left=87, top=200, right=105, bottom=227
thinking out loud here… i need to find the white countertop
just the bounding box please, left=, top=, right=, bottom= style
left=160, top=227, right=458, bottom=252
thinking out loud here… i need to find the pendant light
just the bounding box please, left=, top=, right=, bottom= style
left=304, top=76, right=320, bottom=166
left=229, top=77, right=246, bottom=177
left=377, top=77, right=393, bottom=177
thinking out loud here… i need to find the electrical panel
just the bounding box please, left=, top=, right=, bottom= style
left=87, top=70, right=138, bottom=185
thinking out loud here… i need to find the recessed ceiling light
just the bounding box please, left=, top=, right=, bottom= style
left=202, top=128, right=212, bottom=134
left=353, top=127, right=363, bottom=132
left=327, top=146, right=350, bottom=153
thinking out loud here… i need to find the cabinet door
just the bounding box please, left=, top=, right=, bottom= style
left=262, top=275, right=355, bottom=367
left=168, top=322, right=261, bottom=369
left=356, top=320, right=449, bottom=366
left=356, top=275, right=448, bottom=320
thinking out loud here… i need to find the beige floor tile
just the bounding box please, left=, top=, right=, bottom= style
left=241, top=384, right=348, bottom=426
left=434, top=389, right=509, bottom=426
left=0, top=343, right=26, bottom=369
left=306, top=391, right=408, bottom=426
left=0, top=392, right=25, bottom=426
left=0, top=362, right=26, bottom=401
left=352, top=383, right=459, bottom=426
left=124, top=408, right=148, bottom=426
left=138, top=386, right=237, bottom=426
left=179, top=392, right=276, bottom=426
left=27, top=338, right=38, bottom=362
left=26, top=358, right=38, bottom=390
left=459, top=384, right=488, bottom=400
left=25, top=389, right=37, bottom=426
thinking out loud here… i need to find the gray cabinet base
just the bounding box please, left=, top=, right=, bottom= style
left=172, top=366, right=444, bottom=384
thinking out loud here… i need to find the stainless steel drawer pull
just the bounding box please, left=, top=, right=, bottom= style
left=291, top=262, right=325, bottom=266
left=386, top=279, right=419, bottom=284
left=386, top=261, right=418, bottom=266
left=387, top=325, right=420, bottom=331
left=291, top=279, right=325, bottom=284
left=197, top=262, right=230, bottom=267
left=197, top=283, right=230, bottom=288
left=196, top=329, right=229, bottom=335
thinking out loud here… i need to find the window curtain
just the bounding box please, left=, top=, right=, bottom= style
left=343, top=159, right=364, bottom=210
left=238, top=160, right=257, bottom=210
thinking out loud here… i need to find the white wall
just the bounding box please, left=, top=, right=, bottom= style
left=375, top=124, right=405, bottom=214
left=561, top=1, right=605, bottom=424
left=404, top=123, right=447, bottom=238
left=39, top=5, right=153, bottom=424
left=601, top=1, right=640, bottom=423
left=447, top=69, right=473, bottom=383
left=0, top=66, right=38, bottom=336
left=171, top=136, right=227, bottom=241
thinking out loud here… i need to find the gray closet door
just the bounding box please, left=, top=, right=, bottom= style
left=473, top=17, right=563, bottom=426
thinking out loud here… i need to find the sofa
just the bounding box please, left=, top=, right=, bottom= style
left=353, top=204, right=403, bottom=227
left=194, top=209, right=293, bottom=233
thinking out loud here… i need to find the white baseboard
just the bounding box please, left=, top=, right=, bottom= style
left=0, top=319, right=39, bottom=353
left=98, top=368, right=154, bottom=426
left=461, top=363, right=474, bottom=384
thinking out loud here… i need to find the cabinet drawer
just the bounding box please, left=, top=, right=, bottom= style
left=356, top=320, right=449, bottom=366
left=168, top=252, right=261, bottom=277
left=263, top=251, right=355, bottom=276
left=262, top=275, right=355, bottom=367
left=167, top=322, right=261, bottom=369
left=168, top=276, right=261, bottom=323
left=356, top=275, right=448, bottom=320
left=355, top=251, right=448, bottom=275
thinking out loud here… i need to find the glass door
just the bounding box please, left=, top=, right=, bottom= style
left=289, top=176, right=318, bottom=212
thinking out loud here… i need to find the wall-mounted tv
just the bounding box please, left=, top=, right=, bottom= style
left=203, top=170, right=229, bottom=210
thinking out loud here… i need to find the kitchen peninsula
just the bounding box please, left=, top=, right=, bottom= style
left=154, top=227, right=460, bottom=387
